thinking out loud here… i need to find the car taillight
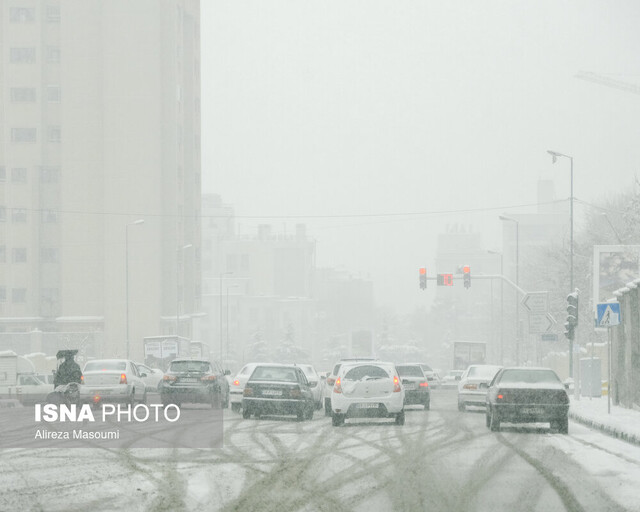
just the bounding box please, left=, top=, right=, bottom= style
left=80, top=375, right=84, bottom=385
left=201, top=375, right=217, bottom=382
left=497, top=394, right=504, bottom=400
left=463, top=384, right=477, bottom=390
left=120, top=373, right=127, bottom=385
left=289, top=386, right=302, bottom=398
left=419, top=381, right=429, bottom=387
left=393, top=375, right=402, bottom=393
left=163, top=375, right=177, bottom=382
left=243, top=387, right=253, bottom=397
left=233, top=379, right=240, bottom=386
left=333, top=377, right=342, bottom=394
left=327, top=377, right=336, bottom=386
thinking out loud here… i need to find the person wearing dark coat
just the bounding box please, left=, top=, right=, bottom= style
left=54, top=353, right=83, bottom=387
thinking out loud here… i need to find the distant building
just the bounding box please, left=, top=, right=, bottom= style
left=0, top=1, right=202, bottom=359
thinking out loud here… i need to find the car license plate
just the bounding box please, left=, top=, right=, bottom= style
left=262, top=389, right=282, bottom=396
left=521, top=407, right=543, bottom=415
left=180, top=378, right=198, bottom=383
left=404, top=383, right=416, bottom=390
left=356, top=403, right=378, bottom=409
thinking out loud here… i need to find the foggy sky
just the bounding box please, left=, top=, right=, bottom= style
left=201, top=1, right=640, bottom=313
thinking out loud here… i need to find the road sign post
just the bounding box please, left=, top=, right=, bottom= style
left=597, top=302, right=621, bottom=415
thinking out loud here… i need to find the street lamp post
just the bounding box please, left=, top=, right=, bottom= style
left=548, top=150, right=574, bottom=377
left=219, top=272, right=233, bottom=361
left=488, top=250, right=504, bottom=365
left=177, top=244, right=193, bottom=337
left=499, top=215, right=520, bottom=365
left=126, top=219, right=145, bottom=359
left=226, top=283, right=240, bottom=363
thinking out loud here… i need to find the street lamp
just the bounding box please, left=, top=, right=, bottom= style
left=177, top=244, right=193, bottom=336
left=226, top=283, right=240, bottom=363
left=219, top=271, right=233, bottom=360
left=499, top=215, right=520, bottom=365
left=548, top=149, right=574, bottom=376
left=488, top=250, right=504, bottom=365
left=126, top=219, right=145, bottom=359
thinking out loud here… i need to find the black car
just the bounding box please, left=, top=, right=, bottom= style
left=396, top=364, right=430, bottom=410
left=485, top=367, right=570, bottom=434
left=160, top=359, right=230, bottom=408
left=242, top=364, right=315, bottom=421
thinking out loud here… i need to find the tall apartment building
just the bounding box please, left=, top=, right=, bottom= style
left=0, top=1, right=201, bottom=359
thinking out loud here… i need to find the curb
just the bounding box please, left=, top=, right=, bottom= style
left=569, top=410, right=640, bottom=446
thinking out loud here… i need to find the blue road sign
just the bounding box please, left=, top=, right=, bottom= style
left=597, top=302, right=621, bottom=327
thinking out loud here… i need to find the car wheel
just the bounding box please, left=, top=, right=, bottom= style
left=223, top=391, right=230, bottom=409
left=305, top=404, right=314, bottom=420
left=324, top=399, right=332, bottom=417
left=297, top=408, right=305, bottom=422
left=558, top=416, right=569, bottom=434
left=231, top=403, right=241, bottom=413
left=242, top=407, right=251, bottom=419
left=395, top=411, right=405, bottom=426
left=458, top=401, right=465, bottom=412
left=139, top=391, right=147, bottom=405
left=490, top=408, right=500, bottom=432
left=128, top=390, right=135, bottom=407
left=486, top=410, right=491, bottom=428
left=424, top=400, right=430, bottom=411
left=331, top=413, right=344, bottom=427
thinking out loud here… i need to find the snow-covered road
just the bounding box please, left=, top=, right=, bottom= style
left=2, top=391, right=640, bottom=511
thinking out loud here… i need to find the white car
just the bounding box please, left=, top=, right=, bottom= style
left=324, top=357, right=378, bottom=416
left=298, top=364, right=323, bottom=410
left=457, top=364, right=503, bottom=411
left=81, top=359, right=147, bottom=406
left=229, top=363, right=259, bottom=413
left=135, top=362, right=164, bottom=391
left=331, top=361, right=405, bottom=426
left=441, top=370, right=464, bottom=388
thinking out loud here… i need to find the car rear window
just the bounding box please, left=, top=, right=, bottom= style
left=251, top=366, right=298, bottom=382
left=467, top=366, right=501, bottom=379
left=420, top=364, right=433, bottom=372
left=344, top=365, right=389, bottom=381
left=499, top=369, right=561, bottom=384
left=169, top=361, right=212, bottom=373
left=396, top=365, right=423, bottom=377
left=84, top=361, right=126, bottom=372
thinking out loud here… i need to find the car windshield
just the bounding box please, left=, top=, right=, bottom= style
left=84, top=361, right=126, bottom=372
left=396, top=365, right=423, bottom=377
left=499, top=369, right=562, bottom=384
left=420, top=364, right=433, bottom=372
left=169, top=361, right=212, bottom=373
left=344, top=365, right=389, bottom=381
left=467, top=366, right=501, bottom=379
left=251, top=366, right=298, bottom=382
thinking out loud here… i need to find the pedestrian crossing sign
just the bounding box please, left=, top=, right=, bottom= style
left=597, top=302, right=621, bottom=327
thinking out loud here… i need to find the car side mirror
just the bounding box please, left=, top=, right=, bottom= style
left=564, top=383, right=570, bottom=390
left=140, top=372, right=147, bottom=378
left=224, top=369, right=231, bottom=376
left=479, top=382, right=488, bottom=389
left=308, top=381, right=317, bottom=388
left=320, top=375, right=326, bottom=380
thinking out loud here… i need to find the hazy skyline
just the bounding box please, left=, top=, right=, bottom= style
left=201, top=1, right=640, bottom=312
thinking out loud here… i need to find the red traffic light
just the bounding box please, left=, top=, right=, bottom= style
left=419, top=267, right=426, bottom=275
left=463, top=266, right=470, bottom=273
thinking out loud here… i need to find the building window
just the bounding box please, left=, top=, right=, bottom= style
left=12, top=288, right=27, bottom=303
left=11, top=127, right=37, bottom=143
left=46, top=46, right=61, bottom=63
left=11, top=168, right=28, bottom=183
left=46, top=5, right=60, bottom=23
left=10, top=88, right=36, bottom=102
left=12, top=209, right=27, bottom=222
left=41, top=288, right=59, bottom=305
left=10, top=7, right=35, bottom=23
left=40, top=247, right=59, bottom=263
left=0, top=246, right=6, bottom=263
left=10, top=47, right=36, bottom=63
left=48, top=126, right=61, bottom=143
left=47, top=85, right=61, bottom=102
left=40, top=166, right=60, bottom=183
left=41, top=209, right=58, bottom=223
left=12, top=248, right=27, bottom=263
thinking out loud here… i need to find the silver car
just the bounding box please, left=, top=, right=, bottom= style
left=298, top=364, right=323, bottom=410
left=457, top=364, right=502, bottom=411
left=81, top=359, right=147, bottom=406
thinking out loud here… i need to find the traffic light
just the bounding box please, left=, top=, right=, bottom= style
left=419, top=267, right=427, bottom=290
left=463, top=265, right=471, bottom=289
left=564, top=291, right=579, bottom=340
